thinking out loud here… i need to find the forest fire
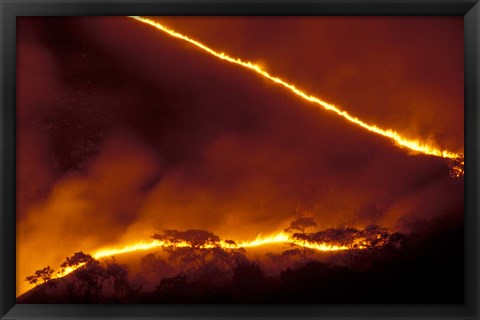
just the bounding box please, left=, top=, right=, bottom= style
left=130, top=16, right=464, bottom=175
left=48, top=229, right=352, bottom=281
left=29, top=218, right=388, bottom=290
left=19, top=217, right=410, bottom=303
left=93, top=231, right=349, bottom=259
left=16, top=16, right=464, bottom=304
left=54, top=263, right=86, bottom=279
left=19, top=215, right=464, bottom=304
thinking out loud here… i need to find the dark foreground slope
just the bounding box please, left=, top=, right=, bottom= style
left=134, top=221, right=463, bottom=304
left=18, top=217, right=463, bottom=304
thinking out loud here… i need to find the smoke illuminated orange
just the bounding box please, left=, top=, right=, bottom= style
left=129, top=16, right=463, bottom=174
left=16, top=17, right=465, bottom=304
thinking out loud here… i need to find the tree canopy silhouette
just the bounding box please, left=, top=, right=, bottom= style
left=284, top=214, right=317, bottom=264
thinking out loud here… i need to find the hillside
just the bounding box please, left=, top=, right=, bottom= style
left=17, top=216, right=464, bottom=304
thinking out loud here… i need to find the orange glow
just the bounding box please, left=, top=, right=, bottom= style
left=93, top=231, right=348, bottom=260
left=93, top=240, right=166, bottom=259
left=232, top=232, right=290, bottom=248
left=129, top=16, right=463, bottom=173
left=41, top=231, right=352, bottom=284
left=17, top=17, right=464, bottom=300
left=54, top=263, right=86, bottom=279
left=227, top=232, right=349, bottom=251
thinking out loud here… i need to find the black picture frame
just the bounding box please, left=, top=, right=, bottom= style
left=1, top=0, right=478, bottom=319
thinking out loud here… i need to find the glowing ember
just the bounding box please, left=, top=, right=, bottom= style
left=129, top=16, right=464, bottom=174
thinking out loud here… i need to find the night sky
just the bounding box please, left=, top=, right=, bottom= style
left=16, top=16, right=464, bottom=295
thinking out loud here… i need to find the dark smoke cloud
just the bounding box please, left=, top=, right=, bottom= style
left=16, top=17, right=463, bottom=294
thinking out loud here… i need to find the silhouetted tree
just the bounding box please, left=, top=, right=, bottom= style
left=139, top=252, right=175, bottom=286
left=343, top=226, right=407, bottom=271
left=25, top=266, right=55, bottom=296
left=231, top=260, right=266, bottom=300
left=75, top=259, right=106, bottom=302
left=158, top=272, right=189, bottom=290
left=105, top=258, right=129, bottom=301
left=152, top=229, right=221, bottom=269
left=58, top=252, right=95, bottom=299
left=312, top=228, right=346, bottom=246
left=152, top=229, right=247, bottom=276
left=154, top=272, right=190, bottom=302
left=60, top=251, right=94, bottom=269
left=285, top=214, right=317, bottom=264
left=285, top=216, right=317, bottom=235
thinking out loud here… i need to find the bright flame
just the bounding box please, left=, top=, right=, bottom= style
left=93, top=240, right=166, bottom=259
left=54, top=262, right=86, bottom=279
left=129, top=16, right=463, bottom=171
left=36, top=232, right=354, bottom=289
left=233, top=232, right=290, bottom=248
left=18, top=232, right=358, bottom=296
left=89, top=231, right=349, bottom=260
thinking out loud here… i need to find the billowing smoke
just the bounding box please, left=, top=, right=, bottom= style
left=16, top=16, right=463, bottom=295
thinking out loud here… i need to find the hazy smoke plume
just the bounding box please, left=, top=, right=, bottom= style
left=16, top=16, right=463, bottom=295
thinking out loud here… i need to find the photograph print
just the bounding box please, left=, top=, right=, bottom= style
left=16, top=16, right=464, bottom=304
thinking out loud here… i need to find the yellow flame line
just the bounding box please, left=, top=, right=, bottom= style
left=129, top=16, right=463, bottom=162
left=93, top=240, right=166, bottom=259
left=91, top=231, right=348, bottom=260
left=54, top=262, right=86, bottom=279
left=26, top=232, right=353, bottom=297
